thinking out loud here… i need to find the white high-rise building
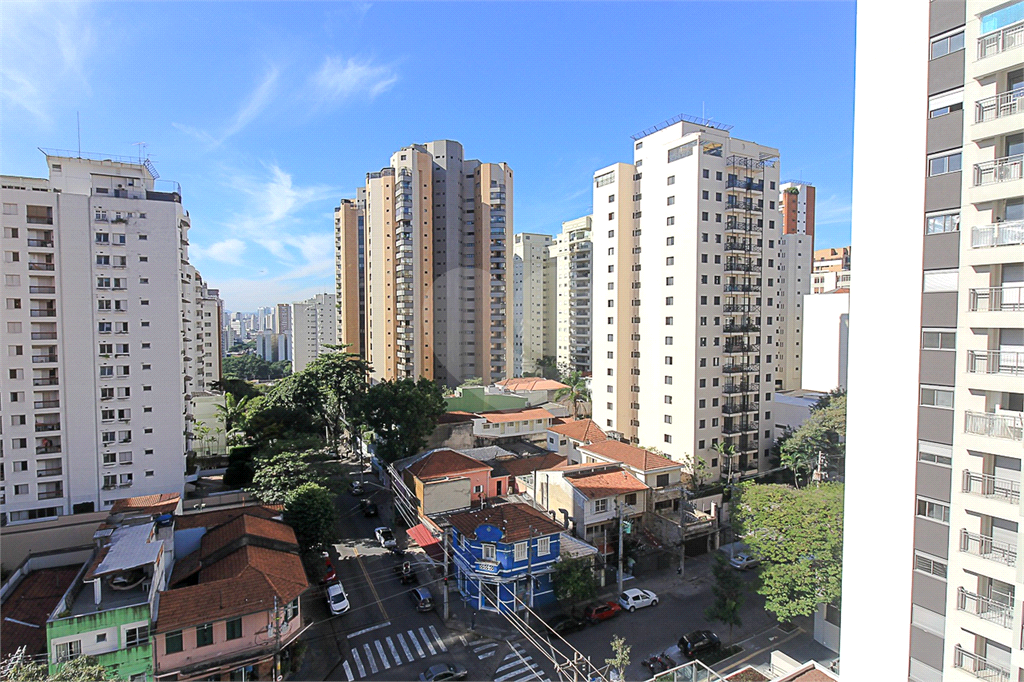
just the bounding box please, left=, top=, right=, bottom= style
left=591, top=115, right=781, bottom=481
left=291, top=293, right=337, bottom=372
left=1, top=152, right=214, bottom=522
left=774, top=181, right=815, bottom=391
left=513, top=232, right=553, bottom=377
left=551, top=215, right=594, bottom=375
left=844, top=1, right=1024, bottom=679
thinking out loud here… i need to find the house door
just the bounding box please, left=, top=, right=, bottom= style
left=496, top=480, right=503, bottom=496
left=480, top=582, right=499, bottom=611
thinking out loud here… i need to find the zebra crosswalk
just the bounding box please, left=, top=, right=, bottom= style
left=491, top=641, right=551, bottom=682
left=341, top=625, right=449, bottom=680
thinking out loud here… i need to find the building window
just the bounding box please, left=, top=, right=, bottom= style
left=514, top=542, right=527, bottom=561
left=656, top=473, right=670, bottom=487
left=916, top=498, right=950, bottom=523
left=928, top=152, right=961, bottom=176
left=537, top=537, right=551, bottom=556
left=664, top=434, right=672, bottom=443
left=925, top=213, right=959, bottom=234
left=922, top=330, right=955, bottom=350
left=930, top=31, right=964, bottom=59
left=482, top=543, right=496, bottom=561
left=225, top=617, right=243, bottom=641
left=914, top=552, right=947, bottom=579
left=196, top=623, right=214, bottom=647
left=624, top=493, right=637, bottom=505
left=594, top=499, right=608, bottom=513
left=125, top=625, right=149, bottom=648
left=920, top=386, right=953, bottom=408
left=55, top=640, right=82, bottom=662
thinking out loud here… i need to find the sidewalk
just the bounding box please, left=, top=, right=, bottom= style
left=710, top=615, right=839, bottom=678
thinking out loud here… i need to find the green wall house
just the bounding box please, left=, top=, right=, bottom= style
left=445, top=386, right=527, bottom=414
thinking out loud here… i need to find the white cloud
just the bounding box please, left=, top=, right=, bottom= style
left=310, top=57, right=398, bottom=103
left=815, top=194, right=853, bottom=226
left=198, top=239, right=248, bottom=266
left=173, top=67, right=280, bottom=147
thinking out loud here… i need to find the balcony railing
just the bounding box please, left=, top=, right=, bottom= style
left=723, top=382, right=760, bottom=394
left=29, top=286, right=56, bottom=294
left=957, top=588, right=1015, bottom=629
left=722, top=403, right=759, bottom=414
left=28, top=263, right=54, bottom=271
left=33, top=377, right=58, bottom=386
left=963, top=469, right=1020, bottom=503
left=36, top=445, right=61, bottom=454
left=30, top=331, right=57, bottom=340
left=972, top=220, right=1024, bottom=248
left=953, top=646, right=1011, bottom=682
left=969, top=286, right=1023, bottom=312
left=724, top=343, right=759, bottom=353
left=723, top=363, right=760, bottom=374
left=977, top=19, right=1024, bottom=60
left=722, top=421, right=759, bottom=435
left=723, top=262, right=761, bottom=273
left=725, top=178, right=764, bottom=192
left=37, top=468, right=63, bottom=479
left=30, top=309, right=56, bottom=317
left=723, top=283, right=760, bottom=293
left=34, top=400, right=60, bottom=409
left=38, top=490, right=64, bottom=500
left=960, top=529, right=1017, bottom=566
left=722, top=323, right=760, bottom=333
left=974, top=154, right=1023, bottom=186
left=965, top=411, right=1023, bottom=441
left=35, top=423, right=60, bottom=432
left=967, top=350, right=1024, bottom=376
left=31, top=355, right=58, bottom=363
left=976, top=91, right=1024, bottom=123
left=26, top=239, right=53, bottom=247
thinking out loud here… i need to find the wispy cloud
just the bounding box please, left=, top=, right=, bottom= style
left=815, top=194, right=853, bottom=226
left=310, top=57, right=398, bottom=103
left=173, top=67, right=280, bottom=148
left=197, top=238, right=248, bottom=266
left=0, top=3, right=96, bottom=125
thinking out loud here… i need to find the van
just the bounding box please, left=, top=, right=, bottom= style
left=409, top=587, right=434, bottom=612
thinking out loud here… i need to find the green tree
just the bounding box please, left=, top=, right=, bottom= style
left=780, top=390, right=847, bottom=487
left=711, top=442, right=737, bottom=483
left=537, top=356, right=560, bottom=381
left=284, top=483, right=337, bottom=551
left=211, top=377, right=262, bottom=401
left=301, top=347, right=371, bottom=452
left=1, top=655, right=119, bottom=681
left=555, top=370, right=591, bottom=419
left=270, top=360, right=292, bottom=379
left=704, top=552, right=744, bottom=647
left=732, top=482, right=844, bottom=622
left=358, top=378, right=446, bottom=464
left=551, top=557, right=598, bottom=617
left=247, top=449, right=331, bottom=504
left=683, top=452, right=710, bottom=489
left=222, top=354, right=276, bottom=381
left=605, top=635, right=631, bottom=681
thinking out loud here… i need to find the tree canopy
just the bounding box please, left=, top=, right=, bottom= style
left=704, top=552, right=744, bottom=646
left=358, top=378, right=446, bottom=463
left=779, top=389, right=847, bottom=486
left=247, top=448, right=335, bottom=505
left=1, top=655, right=118, bottom=682
left=284, top=483, right=337, bottom=551
left=301, top=347, right=371, bottom=450
left=222, top=354, right=291, bottom=381
left=555, top=370, right=591, bottom=419
left=732, top=482, right=844, bottom=622
left=551, top=557, right=599, bottom=617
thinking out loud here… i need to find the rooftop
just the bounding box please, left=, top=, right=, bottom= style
left=110, top=492, right=181, bottom=517
left=480, top=407, right=554, bottom=424
left=499, top=452, right=567, bottom=479
left=406, top=449, right=493, bottom=480
left=580, top=441, right=679, bottom=472
left=565, top=468, right=649, bottom=499
left=496, top=377, right=568, bottom=392
left=173, top=504, right=282, bottom=531
left=447, top=502, right=566, bottom=543
left=547, top=419, right=608, bottom=444
left=86, top=524, right=162, bottom=579
left=0, top=566, right=81, bottom=656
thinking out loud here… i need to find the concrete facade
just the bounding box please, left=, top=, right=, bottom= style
left=800, top=291, right=850, bottom=393
left=512, top=232, right=553, bottom=377
left=290, top=293, right=337, bottom=373
left=551, top=215, right=594, bottom=375
left=774, top=182, right=815, bottom=391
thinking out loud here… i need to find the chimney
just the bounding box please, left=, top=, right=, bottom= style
left=558, top=509, right=570, bottom=529
left=92, top=579, right=102, bottom=606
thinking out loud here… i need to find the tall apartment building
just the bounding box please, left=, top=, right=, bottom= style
left=335, top=192, right=366, bottom=358
left=774, top=182, right=815, bottom=391
left=1, top=153, right=212, bottom=523
left=291, top=293, right=338, bottom=372
left=335, top=140, right=514, bottom=386
left=811, top=246, right=852, bottom=293
left=844, top=2, right=1024, bottom=680
left=551, top=215, right=594, bottom=375
left=512, top=232, right=553, bottom=376
left=274, top=302, right=292, bottom=335
left=591, top=116, right=782, bottom=481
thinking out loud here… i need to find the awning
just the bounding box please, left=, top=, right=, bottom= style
left=407, top=523, right=445, bottom=563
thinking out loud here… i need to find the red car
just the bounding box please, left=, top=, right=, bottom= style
left=584, top=601, right=622, bottom=624
left=320, top=555, right=337, bottom=583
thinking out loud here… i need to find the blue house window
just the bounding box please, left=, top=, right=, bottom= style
left=538, top=537, right=551, bottom=556
left=514, top=542, right=527, bottom=561
left=482, top=543, right=496, bottom=561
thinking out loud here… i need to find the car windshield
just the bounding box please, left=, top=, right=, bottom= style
left=381, top=530, right=393, bottom=540
left=619, top=593, right=629, bottom=601
left=331, top=592, right=347, bottom=603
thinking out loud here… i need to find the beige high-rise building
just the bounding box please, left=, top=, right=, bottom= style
left=551, top=215, right=594, bottom=375
left=774, top=181, right=815, bottom=391
left=843, top=1, right=1024, bottom=680
left=0, top=152, right=215, bottom=522
left=591, top=116, right=781, bottom=481
left=335, top=192, right=365, bottom=358
left=513, top=232, right=553, bottom=377
left=335, top=140, right=513, bottom=386
left=291, top=293, right=338, bottom=373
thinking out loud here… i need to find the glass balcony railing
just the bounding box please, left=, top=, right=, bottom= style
left=971, top=220, right=1024, bottom=248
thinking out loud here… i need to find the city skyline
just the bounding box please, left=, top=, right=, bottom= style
left=1, top=2, right=856, bottom=312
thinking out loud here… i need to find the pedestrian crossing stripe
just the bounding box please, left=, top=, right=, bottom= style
left=398, top=632, right=414, bottom=661
left=419, top=627, right=437, bottom=656
left=473, top=642, right=498, bottom=653
left=407, top=629, right=425, bottom=658
left=362, top=643, right=377, bottom=675
left=374, top=640, right=390, bottom=670
left=351, top=647, right=365, bottom=678
left=428, top=625, right=448, bottom=652
left=342, top=660, right=354, bottom=682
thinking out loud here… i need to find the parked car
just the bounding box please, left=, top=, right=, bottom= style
left=351, top=480, right=364, bottom=496
left=678, top=630, right=721, bottom=659
left=409, top=587, right=435, bottom=612
left=375, top=526, right=397, bottom=550
left=584, top=601, right=622, bottom=624
left=729, top=553, right=760, bottom=570
left=326, top=582, right=350, bottom=615
left=418, top=663, right=468, bottom=681
left=320, top=556, right=336, bottom=583
left=360, top=499, right=379, bottom=517
left=618, top=588, right=659, bottom=612
left=546, top=614, right=587, bottom=636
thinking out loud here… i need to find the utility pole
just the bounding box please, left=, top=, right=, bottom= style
left=272, top=595, right=283, bottom=682
left=678, top=490, right=688, bottom=580
left=443, top=527, right=450, bottom=620
left=616, top=503, right=625, bottom=596
left=525, top=526, right=534, bottom=625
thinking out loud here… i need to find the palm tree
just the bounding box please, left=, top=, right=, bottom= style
left=555, top=370, right=591, bottom=419
left=711, top=441, right=738, bottom=483
left=215, top=393, right=248, bottom=434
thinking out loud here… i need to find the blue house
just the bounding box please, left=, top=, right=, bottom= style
left=448, top=502, right=567, bottom=613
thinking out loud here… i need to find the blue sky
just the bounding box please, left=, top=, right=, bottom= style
left=1, top=1, right=856, bottom=312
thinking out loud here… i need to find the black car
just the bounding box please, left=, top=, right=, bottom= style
left=678, top=630, right=721, bottom=658
left=395, top=560, right=419, bottom=584
left=360, top=499, right=379, bottom=517
left=546, top=614, right=586, bottom=636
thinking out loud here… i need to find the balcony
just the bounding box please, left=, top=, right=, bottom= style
left=723, top=363, right=760, bottom=374
left=36, top=445, right=61, bottom=455
left=963, top=470, right=1020, bottom=503
left=953, top=646, right=1011, bottom=682
left=27, top=239, right=53, bottom=247
left=722, top=421, right=759, bottom=435
left=967, top=350, right=1024, bottom=376
left=724, top=342, right=759, bottom=354
left=722, top=323, right=760, bottom=334
left=972, top=220, right=1024, bottom=248
left=33, top=400, right=60, bottom=409
left=977, top=19, right=1023, bottom=59
left=37, top=468, right=63, bottom=479
left=976, top=91, right=1023, bottom=124
left=964, top=411, right=1023, bottom=441
left=723, top=241, right=759, bottom=254
left=30, top=309, right=56, bottom=317
left=31, top=331, right=57, bottom=340
left=722, top=403, right=758, bottom=415
left=33, top=376, right=58, bottom=386
left=29, top=286, right=55, bottom=294
left=31, top=354, right=58, bottom=363
left=723, top=283, right=760, bottom=293
left=35, top=423, right=61, bottom=432
left=725, top=178, right=764, bottom=192
left=722, top=304, right=759, bottom=314
left=957, top=587, right=1014, bottom=629
left=959, top=529, right=1017, bottom=566
left=968, top=286, right=1023, bottom=312
left=974, top=154, right=1023, bottom=186
left=723, top=262, right=761, bottom=273
left=725, top=217, right=757, bottom=233
left=38, top=489, right=64, bottom=500
left=725, top=198, right=758, bottom=213
left=28, top=262, right=54, bottom=271
left=723, top=382, right=759, bottom=395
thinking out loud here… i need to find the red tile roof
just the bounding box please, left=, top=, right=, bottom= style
left=173, top=504, right=283, bottom=531
left=580, top=441, right=679, bottom=471
left=498, top=453, right=566, bottom=478
left=0, top=566, right=81, bottom=656
left=496, top=377, right=568, bottom=392
left=547, top=419, right=608, bottom=444
left=199, top=514, right=298, bottom=557
left=111, top=492, right=180, bottom=516
left=438, top=411, right=477, bottom=424
left=406, top=449, right=492, bottom=480
left=447, top=503, right=565, bottom=542
left=480, top=407, right=554, bottom=424
left=566, top=469, right=649, bottom=499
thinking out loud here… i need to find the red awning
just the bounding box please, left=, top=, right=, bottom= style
left=407, top=523, right=445, bottom=563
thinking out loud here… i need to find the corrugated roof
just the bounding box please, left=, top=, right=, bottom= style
left=481, top=407, right=554, bottom=424
left=496, top=377, right=568, bottom=392
left=88, top=524, right=162, bottom=578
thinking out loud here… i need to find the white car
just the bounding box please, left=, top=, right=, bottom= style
left=729, top=553, right=761, bottom=570
left=375, top=526, right=397, bottom=550
left=327, top=582, right=350, bottom=615
left=618, top=588, right=658, bottom=612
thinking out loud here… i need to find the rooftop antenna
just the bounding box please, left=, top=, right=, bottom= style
left=77, top=112, right=81, bottom=158
left=132, top=142, right=147, bottom=164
